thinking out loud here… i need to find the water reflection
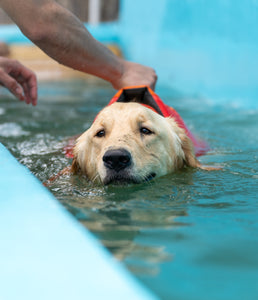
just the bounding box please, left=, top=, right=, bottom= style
left=47, top=170, right=198, bottom=276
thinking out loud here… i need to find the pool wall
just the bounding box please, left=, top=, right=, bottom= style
left=118, top=0, right=258, bottom=108
left=0, top=144, right=157, bottom=300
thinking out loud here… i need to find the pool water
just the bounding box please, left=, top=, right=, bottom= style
left=1, top=81, right=258, bottom=300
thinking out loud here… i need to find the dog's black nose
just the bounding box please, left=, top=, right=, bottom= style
left=103, top=149, right=132, bottom=172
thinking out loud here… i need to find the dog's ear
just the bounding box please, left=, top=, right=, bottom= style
left=178, top=131, right=201, bottom=168
left=166, top=117, right=200, bottom=169
left=71, top=155, right=81, bottom=174
left=179, top=129, right=222, bottom=171
left=166, top=117, right=221, bottom=171
left=70, top=131, right=90, bottom=175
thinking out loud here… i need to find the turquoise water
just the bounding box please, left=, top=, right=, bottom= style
left=1, top=82, right=257, bottom=300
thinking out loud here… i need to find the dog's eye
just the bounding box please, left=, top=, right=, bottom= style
left=140, top=127, right=153, bottom=135
left=95, top=129, right=105, bottom=137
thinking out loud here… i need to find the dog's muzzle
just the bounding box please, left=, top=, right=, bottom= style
left=103, top=148, right=132, bottom=172
left=102, top=148, right=156, bottom=185
left=102, top=148, right=134, bottom=184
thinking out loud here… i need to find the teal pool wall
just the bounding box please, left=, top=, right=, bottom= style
left=0, top=144, right=157, bottom=300
left=118, top=0, right=258, bottom=108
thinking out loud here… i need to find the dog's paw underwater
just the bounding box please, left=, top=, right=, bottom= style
left=63, top=85, right=220, bottom=186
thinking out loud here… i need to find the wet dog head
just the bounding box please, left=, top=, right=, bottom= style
left=71, top=102, right=201, bottom=185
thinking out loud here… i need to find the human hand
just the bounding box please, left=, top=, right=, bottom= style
left=112, top=60, right=157, bottom=91
left=0, top=57, right=37, bottom=105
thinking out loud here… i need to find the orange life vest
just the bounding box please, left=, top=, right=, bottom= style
left=64, top=86, right=209, bottom=158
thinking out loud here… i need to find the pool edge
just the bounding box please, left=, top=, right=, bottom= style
left=0, top=143, right=158, bottom=300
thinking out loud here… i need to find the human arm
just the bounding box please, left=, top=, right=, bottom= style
left=0, top=0, right=157, bottom=90
left=0, top=57, right=37, bottom=105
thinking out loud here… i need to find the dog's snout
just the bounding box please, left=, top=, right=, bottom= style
left=103, top=149, right=132, bottom=172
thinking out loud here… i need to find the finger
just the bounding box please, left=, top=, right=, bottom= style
left=21, top=80, right=31, bottom=105
left=0, top=70, right=25, bottom=101
left=150, top=77, right=157, bottom=91
left=10, top=62, right=38, bottom=105
left=26, top=75, right=38, bottom=106
left=17, top=76, right=37, bottom=105
left=17, top=70, right=38, bottom=106
left=152, top=73, right=158, bottom=91
left=17, top=76, right=32, bottom=105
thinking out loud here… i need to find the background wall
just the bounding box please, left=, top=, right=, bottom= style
left=119, top=0, right=258, bottom=107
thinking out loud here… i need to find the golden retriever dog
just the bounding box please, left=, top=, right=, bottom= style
left=68, top=86, right=216, bottom=185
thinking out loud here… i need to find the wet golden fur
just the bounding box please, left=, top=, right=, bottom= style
left=71, top=102, right=205, bottom=185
